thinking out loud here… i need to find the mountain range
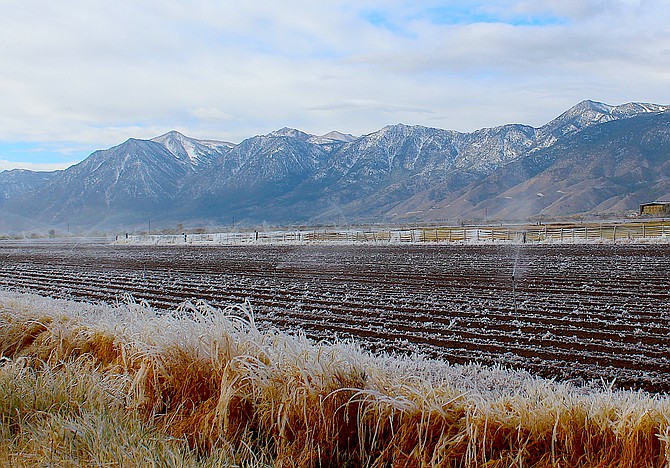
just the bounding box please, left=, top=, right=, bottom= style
left=1, top=100, right=669, bottom=232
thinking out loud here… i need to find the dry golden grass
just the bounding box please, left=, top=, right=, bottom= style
left=1, top=290, right=669, bottom=467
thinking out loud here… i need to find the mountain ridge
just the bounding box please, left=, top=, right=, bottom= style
left=1, top=100, right=669, bottom=231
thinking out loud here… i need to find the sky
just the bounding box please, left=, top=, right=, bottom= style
left=1, top=0, right=669, bottom=171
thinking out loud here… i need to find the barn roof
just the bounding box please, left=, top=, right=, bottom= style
left=640, top=201, right=670, bottom=206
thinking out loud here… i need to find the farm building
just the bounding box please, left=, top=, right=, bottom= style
left=639, top=201, right=670, bottom=216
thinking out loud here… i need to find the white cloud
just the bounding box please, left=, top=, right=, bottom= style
left=0, top=0, right=669, bottom=164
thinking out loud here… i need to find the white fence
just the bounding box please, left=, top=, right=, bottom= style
left=116, top=222, right=670, bottom=245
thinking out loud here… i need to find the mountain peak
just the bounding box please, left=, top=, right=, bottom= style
left=319, top=131, right=357, bottom=142
left=381, top=123, right=438, bottom=132
left=536, top=100, right=669, bottom=144
left=566, top=100, right=669, bottom=118
left=308, top=131, right=357, bottom=145
left=372, top=123, right=442, bottom=137
left=571, top=99, right=613, bottom=113
left=151, top=130, right=190, bottom=143
left=267, top=127, right=312, bottom=140
left=150, top=131, right=230, bottom=167
left=613, top=101, right=670, bottom=116
left=122, top=137, right=148, bottom=148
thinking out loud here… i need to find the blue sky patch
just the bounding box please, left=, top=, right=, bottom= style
left=423, top=6, right=567, bottom=26
left=361, top=10, right=416, bottom=37
left=363, top=4, right=567, bottom=32
left=0, top=141, right=87, bottom=170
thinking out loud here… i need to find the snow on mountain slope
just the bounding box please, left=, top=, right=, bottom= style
left=536, top=100, right=670, bottom=147
left=0, top=169, right=58, bottom=205
left=308, top=131, right=357, bottom=145
left=151, top=130, right=232, bottom=167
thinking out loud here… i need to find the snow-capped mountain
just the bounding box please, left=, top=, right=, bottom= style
left=178, top=131, right=333, bottom=222
left=1, top=100, right=669, bottom=231
left=151, top=130, right=233, bottom=167
left=411, top=110, right=670, bottom=221
left=536, top=100, right=670, bottom=147
left=4, top=136, right=206, bottom=226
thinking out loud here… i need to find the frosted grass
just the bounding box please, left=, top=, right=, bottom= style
left=1, top=289, right=669, bottom=467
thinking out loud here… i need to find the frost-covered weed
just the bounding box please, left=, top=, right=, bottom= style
left=1, top=289, right=669, bottom=467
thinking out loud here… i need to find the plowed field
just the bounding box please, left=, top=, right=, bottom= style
left=1, top=241, right=669, bottom=392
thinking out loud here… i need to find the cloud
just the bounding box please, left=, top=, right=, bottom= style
left=0, top=0, right=669, bottom=166
left=308, top=100, right=434, bottom=115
